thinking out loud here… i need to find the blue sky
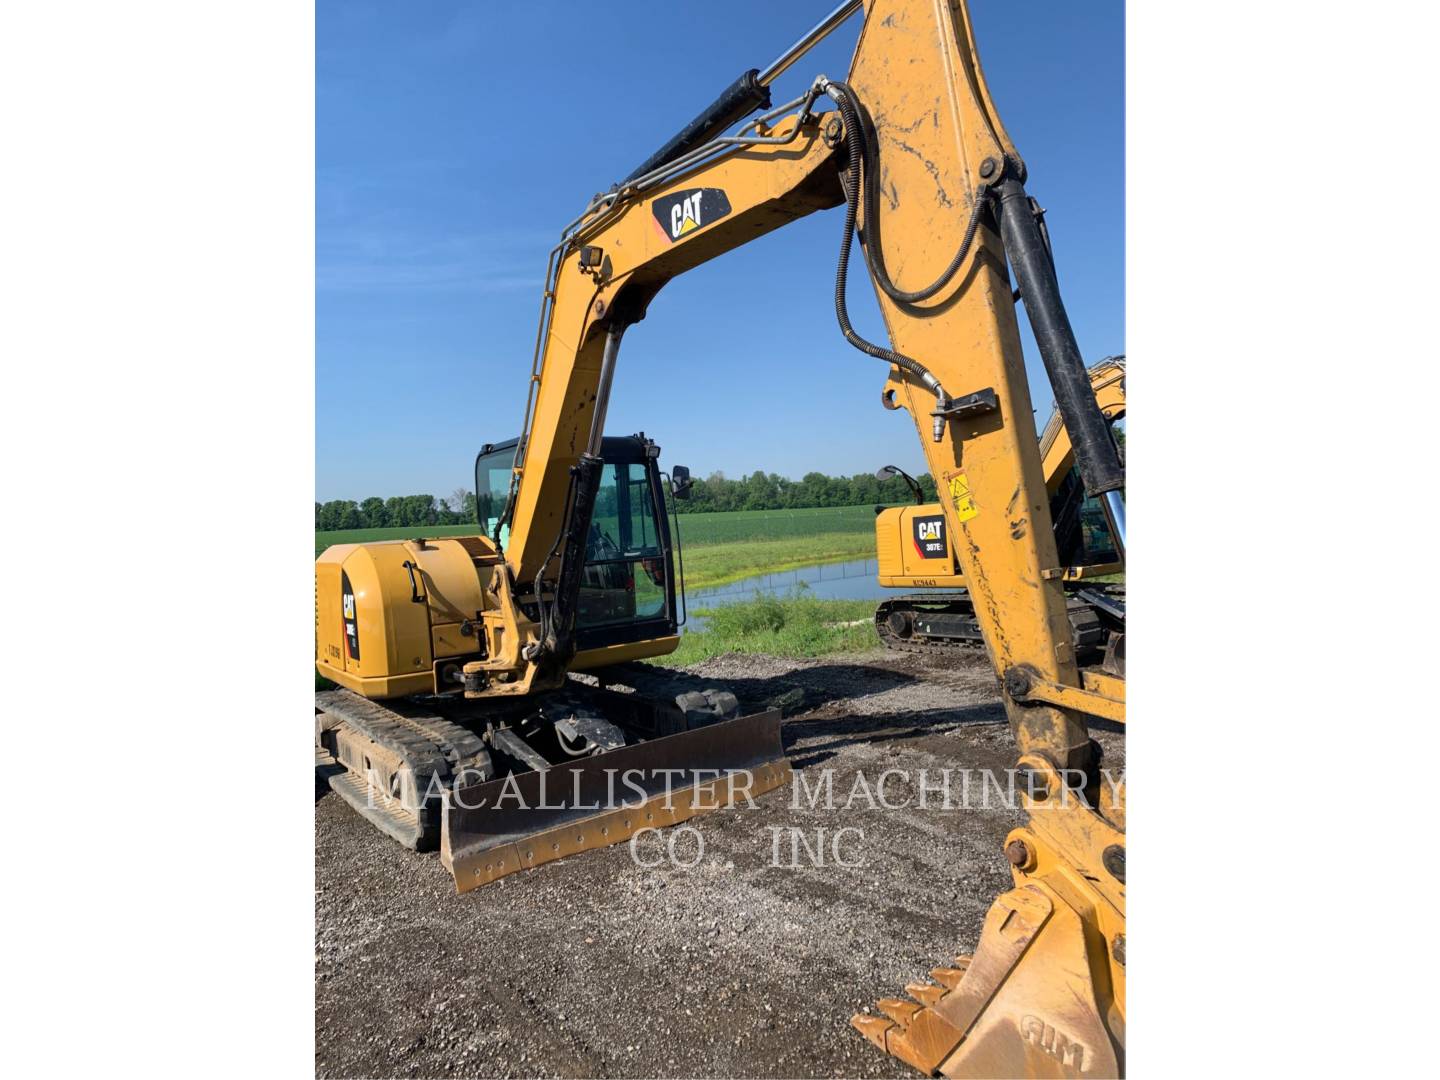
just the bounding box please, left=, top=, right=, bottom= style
left=317, top=1, right=1123, bottom=502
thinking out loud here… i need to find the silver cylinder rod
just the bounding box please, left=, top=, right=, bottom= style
left=585, top=328, right=624, bottom=456
left=757, top=0, right=863, bottom=87
left=1102, top=489, right=1127, bottom=561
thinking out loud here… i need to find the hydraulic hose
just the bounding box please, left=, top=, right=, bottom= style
left=825, top=82, right=946, bottom=401
left=830, top=82, right=991, bottom=305
left=824, top=80, right=1000, bottom=439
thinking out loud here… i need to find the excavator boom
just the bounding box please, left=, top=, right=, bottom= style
left=480, top=1, right=1119, bottom=769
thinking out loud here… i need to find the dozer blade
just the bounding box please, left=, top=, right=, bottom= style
left=441, top=709, right=790, bottom=892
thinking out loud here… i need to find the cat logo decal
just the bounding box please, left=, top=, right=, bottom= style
left=651, top=188, right=732, bottom=243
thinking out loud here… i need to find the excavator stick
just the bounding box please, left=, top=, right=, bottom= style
left=441, top=709, right=790, bottom=891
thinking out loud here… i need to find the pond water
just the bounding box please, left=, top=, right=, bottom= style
left=679, top=557, right=958, bottom=632
left=686, top=557, right=887, bottom=608
left=679, top=558, right=867, bottom=633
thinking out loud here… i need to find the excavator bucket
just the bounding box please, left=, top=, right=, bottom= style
left=854, top=785, right=1126, bottom=1077
left=441, top=709, right=790, bottom=891
left=853, top=885, right=1122, bottom=1076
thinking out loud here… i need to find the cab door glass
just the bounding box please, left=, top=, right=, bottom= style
left=474, top=443, right=517, bottom=546
left=578, top=463, right=667, bottom=628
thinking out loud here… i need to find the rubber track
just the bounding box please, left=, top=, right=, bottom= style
left=315, top=690, right=450, bottom=783
left=875, top=593, right=987, bottom=654
left=874, top=593, right=1107, bottom=655
left=383, top=705, right=487, bottom=775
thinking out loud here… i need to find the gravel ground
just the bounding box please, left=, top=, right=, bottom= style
left=316, top=648, right=1124, bottom=1079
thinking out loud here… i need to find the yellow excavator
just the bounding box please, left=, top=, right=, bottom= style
left=316, top=1, right=1125, bottom=1073
left=873, top=356, right=1125, bottom=677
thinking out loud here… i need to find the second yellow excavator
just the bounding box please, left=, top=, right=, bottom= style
left=873, top=356, right=1125, bottom=674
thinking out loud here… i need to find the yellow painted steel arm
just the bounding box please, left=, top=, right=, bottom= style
left=503, top=111, right=847, bottom=584
left=487, top=0, right=1096, bottom=772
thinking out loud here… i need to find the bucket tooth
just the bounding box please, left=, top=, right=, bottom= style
left=930, top=966, right=966, bottom=990
left=952, top=954, right=973, bottom=969
left=877, top=997, right=923, bottom=1025
left=858, top=999, right=964, bottom=1076
left=850, top=1013, right=896, bottom=1049
left=854, top=884, right=1123, bottom=1076
left=905, top=981, right=946, bottom=1007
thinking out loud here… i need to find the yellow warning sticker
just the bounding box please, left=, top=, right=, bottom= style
left=948, top=472, right=979, bottom=522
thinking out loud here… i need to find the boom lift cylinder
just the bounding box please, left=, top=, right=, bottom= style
left=995, top=177, right=1125, bottom=499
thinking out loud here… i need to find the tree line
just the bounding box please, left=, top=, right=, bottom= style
left=314, top=469, right=941, bottom=531
left=315, top=490, right=476, bottom=532
left=677, top=470, right=939, bottom=513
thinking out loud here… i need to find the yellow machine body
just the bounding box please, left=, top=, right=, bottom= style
left=315, top=536, right=678, bottom=699
left=316, top=1, right=1128, bottom=1073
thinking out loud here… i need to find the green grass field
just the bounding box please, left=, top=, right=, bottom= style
left=677, top=533, right=874, bottom=589
left=657, top=592, right=880, bottom=667
left=671, top=504, right=887, bottom=545
left=315, top=504, right=891, bottom=589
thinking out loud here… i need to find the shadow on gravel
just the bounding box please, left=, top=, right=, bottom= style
left=610, top=661, right=924, bottom=717
left=784, top=702, right=1008, bottom=768
left=315, top=758, right=344, bottom=803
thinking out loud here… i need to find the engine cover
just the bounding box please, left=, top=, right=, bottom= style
left=315, top=537, right=495, bottom=699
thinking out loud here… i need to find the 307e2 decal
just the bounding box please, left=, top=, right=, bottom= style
left=912, top=514, right=948, bottom=559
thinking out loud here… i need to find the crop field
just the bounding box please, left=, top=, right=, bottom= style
left=679, top=533, right=873, bottom=589
left=672, top=504, right=890, bottom=544
left=315, top=503, right=895, bottom=588
left=314, top=522, right=484, bottom=554
left=314, top=503, right=891, bottom=554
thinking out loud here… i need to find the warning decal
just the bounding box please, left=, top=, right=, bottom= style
left=948, top=473, right=980, bottom=522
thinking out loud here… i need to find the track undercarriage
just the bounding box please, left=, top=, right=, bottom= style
left=315, top=670, right=790, bottom=889
left=876, top=585, right=1125, bottom=672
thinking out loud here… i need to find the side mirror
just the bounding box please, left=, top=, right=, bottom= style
left=876, top=463, right=925, bottom=506
left=671, top=465, right=692, bottom=501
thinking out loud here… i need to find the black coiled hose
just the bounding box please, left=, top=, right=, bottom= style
left=826, top=80, right=993, bottom=395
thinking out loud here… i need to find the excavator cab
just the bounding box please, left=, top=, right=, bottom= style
left=475, top=433, right=687, bottom=659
